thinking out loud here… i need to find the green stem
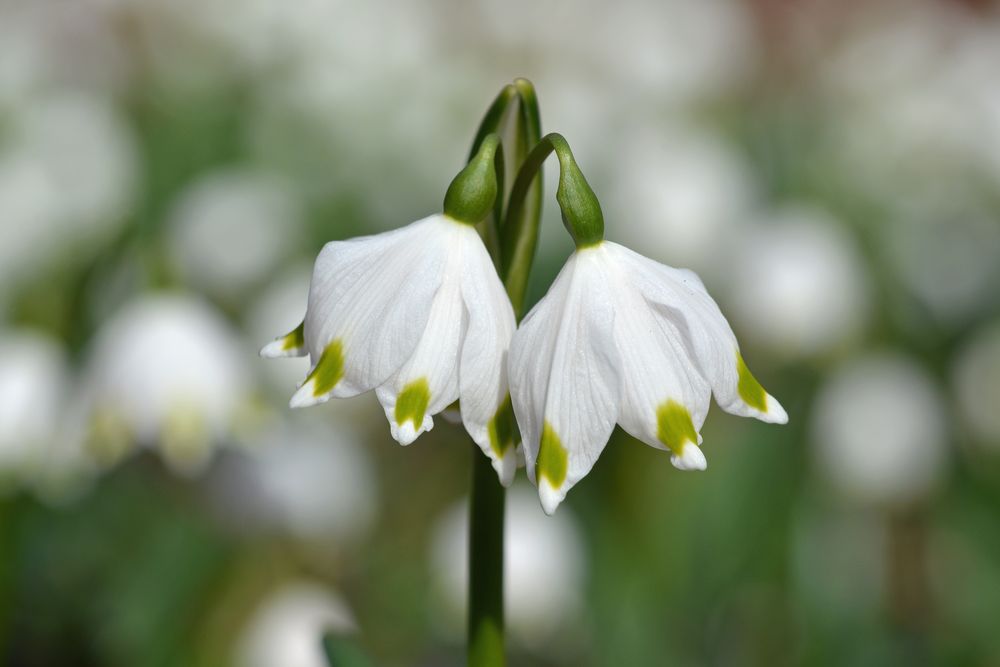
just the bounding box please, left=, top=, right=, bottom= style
left=499, top=82, right=544, bottom=317
left=467, top=79, right=543, bottom=667
left=468, top=85, right=516, bottom=263
left=503, top=133, right=604, bottom=311
left=468, top=444, right=506, bottom=667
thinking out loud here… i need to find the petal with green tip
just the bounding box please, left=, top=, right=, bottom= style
left=260, top=321, right=306, bottom=358
left=289, top=339, right=344, bottom=408
left=607, top=241, right=787, bottom=425
left=508, top=246, right=621, bottom=514
left=301, top=215, right=449, bottom=399
left=455, top=227, right=518, bottom=485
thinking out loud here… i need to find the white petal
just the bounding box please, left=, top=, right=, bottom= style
left=259, top=322, right=305, bottom=358
left=291, top=215, right=449, bottom=407
left=456, top=226, right=518, bottom=485
left=375, top=267, right=467, bottom=446
left=606, top=242, right=787, bottom=424
left=671, top=443, right=707, bottom=471
left=605, top=258, right=713, bottom=461
left=510, top=247, right=621, bottom=514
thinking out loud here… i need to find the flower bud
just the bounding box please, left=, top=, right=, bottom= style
left=443, top=134, right=501, bottom=225
left=553, top=140, right=604, bottom=248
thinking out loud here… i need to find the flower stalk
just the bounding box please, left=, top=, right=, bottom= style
left=502, top=131, right=600, bottom=313
left=467, top=78, right=542, bottom=667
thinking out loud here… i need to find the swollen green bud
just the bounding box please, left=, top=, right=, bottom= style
left=443, top=133, right=501, bottom=225
left=505, top=132, right=604, bottom=254
left=553, top=139, right=604, bottom=248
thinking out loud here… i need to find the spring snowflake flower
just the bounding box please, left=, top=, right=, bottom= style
left=510, top=241, right=787, bottom=514
left=262, top=136, right=519, bottom=483
left=83, top=294, right=249, bottom=475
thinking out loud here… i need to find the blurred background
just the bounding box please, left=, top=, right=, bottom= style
left=2, top=0, right=999, bottom=665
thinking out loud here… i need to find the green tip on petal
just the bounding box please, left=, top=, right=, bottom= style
left=282, top=322, right=305, bottom=351
left=538, top=421, right=568, bottom=488
left=656, top=399, right=698, bottom=456
left=310, top=339, right=345, bottom=396
left=736, top=352, right=768, bottom=412
left=261, top=321, right=306, bottom=358
left=487, top=395, right=519, bottom=459
left=395, top=378, right=430, bottom=430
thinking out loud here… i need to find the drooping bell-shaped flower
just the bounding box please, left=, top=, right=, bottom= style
left=262, top=136, right=519, bottom=483
left=507, top=135, right=787, bottom=513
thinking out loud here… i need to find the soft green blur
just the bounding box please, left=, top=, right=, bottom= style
left=2, top=1, right=1000, bottom=666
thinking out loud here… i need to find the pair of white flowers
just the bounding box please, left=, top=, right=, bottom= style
left=263, top=212, right=787, bottom=515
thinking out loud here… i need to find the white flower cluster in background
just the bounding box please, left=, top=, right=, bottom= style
left=0, top=330, right=70, bottom=487
left=81, top=294, right=252, bottom=475
left=0, top=92, right=137, bottom=299
left=609, top=126, right=757, bottom=279
left=234, top=580, right=356, bottom=667
left=167, top=168, right=303, bottom=298
left=0, top=329, right=96, bottom=503
left=883, top=198, right=1000, bottom=328
left=210, top=418, right=378, bottom=544
left=952, top=321, right=1000, bottom=449
left=430, top=486, right=586, bottom=651
left=811, top=352, right=948, bottom=506
left=728, top=205, right=871, bottom=360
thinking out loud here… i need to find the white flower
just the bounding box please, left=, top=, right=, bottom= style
left=812, top=352, right=948, bottom=506
left=509, top=241, right=787, bottom=514
left=0, top=329, right=95, bottom=503
left=728, top=205, right=871, bottom=359
left=610, top=126, right=755, bottom=278
left=952, top=320, right=1000, bottom=447
left=215, top=419, right=378, bottom=543
left=234, top=580, right=355, bottom=667
left=262, top=214, right=518, bottom=483
left=167, top=168, right=302, bottom=297
left=0, top=330, right=69, bottom=484
left=0, top=91, right=137, bottom=295
left=883, top=199, right=1000, bottom=328
left=429, top=486, right=585, bottom=650
left=84, top=294, right=250, bottom=475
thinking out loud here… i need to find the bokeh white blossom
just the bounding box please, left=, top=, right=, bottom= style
left=211, top=418, right=377, bottom=543
left=430, top=486, right=586, bottom=651
left=811, top=352, right=949, bottom=506
left=234, top=580, right=355, bottom=667
left=952, top=321, right=1000, bottom=449
left=728, top=205, right=871, bottom=360
left=167, top=168, right=303, bottom=298
left=81, top=294, right=252, bottom=475
left=0, top=330, right=70, bottom=487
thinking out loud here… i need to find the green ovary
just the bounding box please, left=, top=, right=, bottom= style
left=656, top=399, right=697, bottom=456
left=308, top=339, right=345, bottom=396
left=736, top=352, right=768, bottom=412
left=538, top=421, right=568, bottom=487
left=487, top=395, right=519, bottom=458
left=282, top=322, right=305, bottom=351
left=395, top=378, right=431, bottom=429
